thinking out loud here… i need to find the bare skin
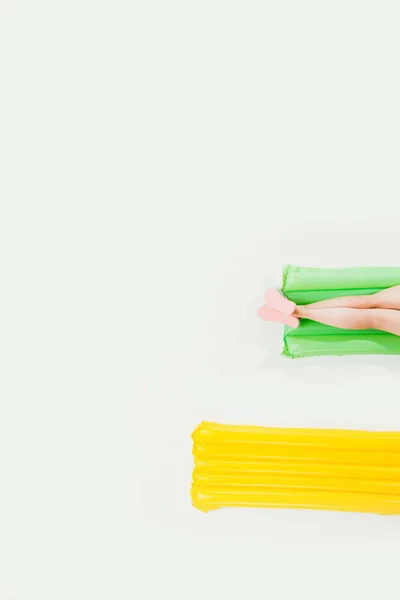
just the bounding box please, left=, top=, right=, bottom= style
left=293, top=285, right=400, bottom=336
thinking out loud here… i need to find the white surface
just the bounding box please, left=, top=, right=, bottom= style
left=2, top=1, right=400, bottom=599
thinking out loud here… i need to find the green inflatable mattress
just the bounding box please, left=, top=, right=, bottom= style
left=281, top=265, right=400, bottom=358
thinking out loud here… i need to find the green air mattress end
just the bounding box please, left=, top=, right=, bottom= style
left=281, top=265, right=400, bottom=358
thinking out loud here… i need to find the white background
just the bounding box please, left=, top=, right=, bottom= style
left=2, top=1, right=400, bottom=599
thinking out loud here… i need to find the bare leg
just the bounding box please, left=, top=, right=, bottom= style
left=300, top=285, right=400, bottom=310
left=295, top=306, right=400, bottom=336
